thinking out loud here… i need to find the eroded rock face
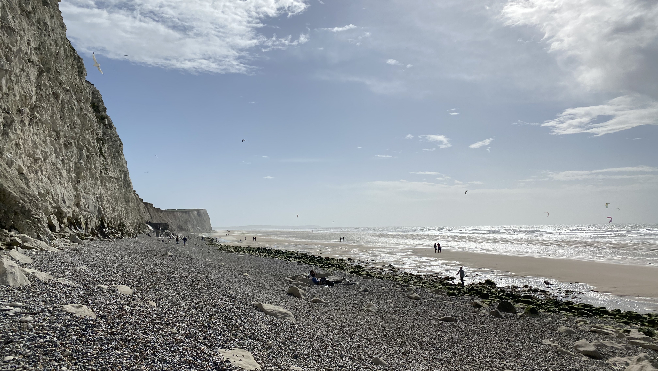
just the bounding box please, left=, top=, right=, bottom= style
left=0, top=0, right=147, bottom=239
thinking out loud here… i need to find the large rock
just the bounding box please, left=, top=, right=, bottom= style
left=116, top=285, right=134, bottom=295
left=8, top=249, right=33, bottom=264
left=62, top=304, right=96, bottom=319
left=573, top=339, right=602, bottom=359
left=558, top=326, right=577, bottom=335
left=497, top=301, right=517, bottom=314
left=607, top=353, right=658, bottom=371
left=0, top=257, right=30, bottom=287
left=218, top=348, right=261, bottom=370
left=287, top=286, right=305, bottom=299
left=253, top=302, right=294, bottom=321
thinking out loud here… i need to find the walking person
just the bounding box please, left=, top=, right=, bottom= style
left=437, top=242, right=441, bottom=253
left=176, top=236, right=179, bottom=244
left=434, top=243, right=437, bottom=253
left=183, top=236, right=187, bottom=246
left=457, top=267, right=465, bottom=286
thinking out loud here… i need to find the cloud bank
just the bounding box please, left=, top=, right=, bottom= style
left=419, top=135, right=452, bottom=149
left=469, top=138, right=493, bottom=148
left=60, top=0, right=310, bottom=73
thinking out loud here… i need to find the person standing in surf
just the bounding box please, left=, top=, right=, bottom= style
left=457, top=267, right=465, bottom=286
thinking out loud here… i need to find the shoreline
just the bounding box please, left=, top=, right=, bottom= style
left=210, top=231, right=658, bottom=310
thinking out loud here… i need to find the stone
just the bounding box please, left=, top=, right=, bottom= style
left=372, top=357, right=387, bottom=366
left=218, top=348, right=261, bottom=370
left=558, top=326, right=577, bottom=335
left=3, top=356, right=15, bottom=362
left=497, top=300, right=517, bottom=314
left=489, top=309, right=503, bottom=318
left=629, top=340, right=658, bottom=351
left=627, top=329, right=652, bottom=342
left=253, top=302, right=294, bottom=321
left=147, top=301, right=157, bottom=307
left=311, top=297, right=326, bottom=304
left=62, top=304, right=96, bottom=319
left=523, top=305, right=539, bottom=316
left=364, top=303, right=377, bottom=312
left=116, top=285, right=134, bottom=295
left=69, top=234, right=83, bottom=244
left=8, top=237, right=21, bottom=247
left=471, top=300, right=486, bottom=309
left=407, top=293, right=421, bottom=300
left=573, top=339, right=602, bottom=359
left=0, top=257, right=31, bottom=287
left=18, top=316, right=34, bottom=323
left=8, top=249, right=33, bottom=265
left=607, top=353, right=658, bottom=371
left=438, top=316, right=457, bottom=322
left=287, top=286, right=305, bottom=299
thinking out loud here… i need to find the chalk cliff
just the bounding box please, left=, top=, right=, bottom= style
left=143, top=202, right=212, bottom=233
left=0, top=1, right=210, bottom=241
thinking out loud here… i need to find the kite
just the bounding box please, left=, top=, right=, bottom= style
left=465, top=190, right=468, bottom=194
left=92, top=52, right=103, bottom=74
left=607, top=216, right=612, bottom=223
left=605, top=203, right=610, bottom=208
left=545, top=212, right=549, bottom=217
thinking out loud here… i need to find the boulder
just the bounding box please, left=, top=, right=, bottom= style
left=407, top=293, right=421, bottom=300
left=607, top=353, right=658, bottom=371
left=523, top=306, right=540, bottom=316
left=69, top=234, right=83, bottom=244
left=471, top=300, right=486, bottom=309
left=0, top=258, right=30, bottom=287
left=287, top=286, right=305, bottom=299
left=218, top=348, right=261, bottom=370
left=116, top=285, right=134, bottom=295
left=22, top=268, right=55, bottom=282
left=8, top=249, right=33, bottom=264
left=558, top=326, right=577, bottom=335
left=573, top=339, right=602, bottom=359
left=8, top=237, right=21, bottom=247
left=253, top=302, right=294, bottom=321
left=438, top=316, right=457, bottom=322
left=62, top=304, right=96, bottom=319
left=628, top=340, right=658, bottom=351
left=364, top=303, right=377, bottom=312
left=311, top=297, right=326, bottom=304
left=497, top=301, right=517, bottom=314
left=372, top=357, right=387, bottom=366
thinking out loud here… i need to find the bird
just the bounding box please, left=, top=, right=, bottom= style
left=546, top=212, right=549, bottom=217
left=242, top=139, right=245, bottom=142
left=464, top=190, right=468, bottom=194
left=92, top=52, right=103, bottom=74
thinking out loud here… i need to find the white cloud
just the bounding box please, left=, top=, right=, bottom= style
left=512, top=120, right=539, bottom=126
left=386, top=59, right=401, bottom=65
left=410, top=171, right=441, bottom=175
left=502, top=0, right=658, bottom=97
left=263, top=176, right=274, bottom=179
left=60, top=0, right=309, bottom=74
left=321, top=24, right=357, bottom=32
left=375, top=155, right=392, bottom=158
left=357, top=147, right=362, bottom=149
left=543, top=95, right=658, bottom=135
left=422, top=148, right=436, bottom=152
left=262, top=156, right=269, bottom=158
left=448, top=112, right=460, bottom=116
left=405, top=134, right=414, bottom=139
left=547, top=166, right=658, bottom=182
left=419, top=135, right=452, bottom=149
left=469, top=138, right=494, bottom=149
left=406, top=64, right=413, bottom=68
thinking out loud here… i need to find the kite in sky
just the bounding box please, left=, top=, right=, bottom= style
left=92, top=52, right=103, bottom=74
left=545, top=212, right=549, bottom=217
left=607, top=216, right=612, bottom=223
left=464, top=190, right=468, bottom=194
left=605, top=203, right=610, bottom=208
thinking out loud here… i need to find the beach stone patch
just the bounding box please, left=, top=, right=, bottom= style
left=497, top=300, right=516, bottom=314
left=8, top=249, right=33, bottom=264
left=558, top=326, right=576, bottom=335
left=287, top=286, right=305, bottom=299
left=573, top=339, right=602, bottom=359
left=62, top=304, right=96, bottom=319
left=218, top=348, right=261, bottom=370
left=0, top=257, right=31, bottom=287
left=116, top=285, right=134, bottom=295
left=253, top=302, right=294, bottom=321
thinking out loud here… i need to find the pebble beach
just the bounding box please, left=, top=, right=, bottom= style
left=1, top=235, right=657, bottom=370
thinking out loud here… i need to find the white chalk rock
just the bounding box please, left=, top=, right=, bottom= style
left=218, top=348, right=261, bottom=370
left=8, top=249, right=33, bottom=264
left=311, top=297, right=326, bottom=304
left=573, top=339, right=602, bottom=359
left=116, top=285, right=134, bottom=295
left=287, top=286, right=305, bottom=299
left=558, top=326, right=576, bottom=335
left=372, top=357, right=388, bottom=366
left=364, top=303, right=377, bottom=312
left=253, top=302, right=294, bottom=321
left=0, top=257, right=30, bottom=287
left=62, top=304, right=96, bottom=319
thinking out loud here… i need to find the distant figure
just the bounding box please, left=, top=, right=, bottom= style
left=457, top=267, right=465, bottom=286
left=242, top=139, right=245, bottom=142
left=183, top=237, right=188, bottom=246
left=176, top=236, right=179, bottom=244
left=433, top=243, right=437, bottom=253
left=437, top=243, right=441, bottom=253
left=309, top=270, right=320, bottom=285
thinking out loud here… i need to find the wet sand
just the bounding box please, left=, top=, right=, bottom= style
left=210, top=231, right=658, bottom=300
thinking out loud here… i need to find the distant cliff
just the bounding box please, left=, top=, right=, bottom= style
left=0, top=1, right=210, bottom=241
left=143, top=203, right=212, bottom=233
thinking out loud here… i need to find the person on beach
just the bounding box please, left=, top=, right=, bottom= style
left=437, top=243, right=441, bottom=253
left=183, top=237, right=187, bottom=246
left=457, top=267, right=465, bottom=286
left=176, top=236, right=179, bottom=244
left=434, top=243, right=437, bottom=253
left=309, top=270, right=334, bottom=286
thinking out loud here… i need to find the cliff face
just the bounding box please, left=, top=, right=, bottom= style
left=0, top=0, right=146, bottom=239
left=143, top=203, right=212, bottom=233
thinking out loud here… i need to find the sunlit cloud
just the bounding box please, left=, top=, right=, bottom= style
left=469, top=138, right=494, bottom=149
left=419, top=135, right=452, bottom=149
left=321, top=24, right=357, bottom=32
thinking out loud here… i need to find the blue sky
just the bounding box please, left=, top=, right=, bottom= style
left=59, top=0, right=658, bottom=227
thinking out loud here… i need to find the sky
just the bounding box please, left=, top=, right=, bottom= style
left=59, top=0, right=658, bottom=228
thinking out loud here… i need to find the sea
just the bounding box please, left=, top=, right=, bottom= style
left=217, top=224, right=658, bottom=313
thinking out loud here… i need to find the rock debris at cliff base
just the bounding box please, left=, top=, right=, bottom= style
left=1, top=236, right=656, bottom=370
